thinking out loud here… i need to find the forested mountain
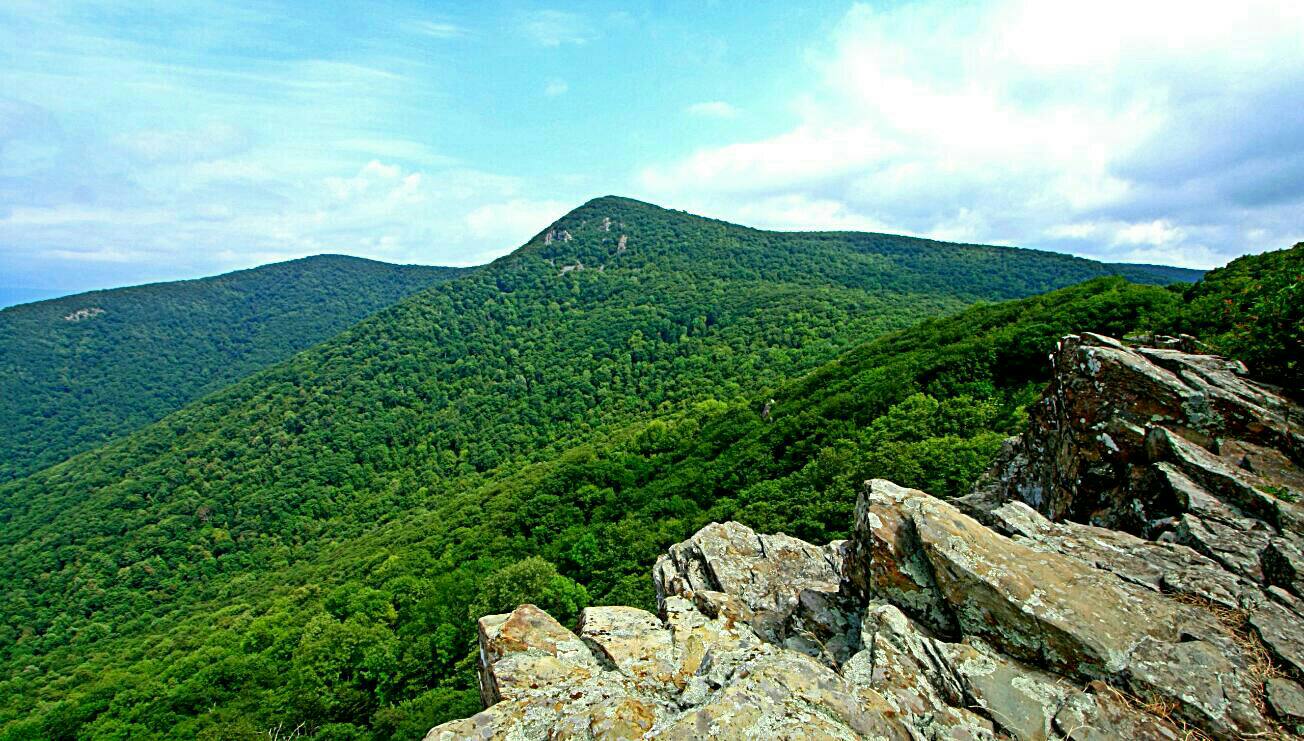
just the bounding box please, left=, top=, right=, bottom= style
left=1172, top=242, right=1304, bottom=394
left=0, top=256, right=461, bottom=482
left=0, top=196, right=1215, bottom=739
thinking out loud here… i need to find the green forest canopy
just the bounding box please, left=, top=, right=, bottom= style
left=0, top=255, right=462, bottom=482
left=0, top=197, right=1248, bottom=740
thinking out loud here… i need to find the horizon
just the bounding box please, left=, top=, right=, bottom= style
left=2, top=1, right=1302, bottom=301
left=0, top=193, right=1215, bottom=308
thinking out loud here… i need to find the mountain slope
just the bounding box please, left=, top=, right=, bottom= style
left=0, top=278, right=1192, bottom=740
left=0, top=255, right=461, bottom=481
left=286, top=253, right=1289, bottom=738
left=1173, top=241, right=1303, bottom=393
left=0, top=196, right=1204, bottom=738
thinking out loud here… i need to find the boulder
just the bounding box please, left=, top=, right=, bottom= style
left=428, top=334, right=1303, bottom=740
left=971, top=333, right=1303, bottom=534
left=859, top=480, right=1268, bottom=736
left=1265, top=677, right=1304, bottom=725
left=653, top=521, right=845, bottom=644
left=989, top=500, right=1259, bottom=610
left=847, top=479, right=958, bottom=636
left=474, top=604, right=602, bottom=706
left=428, top=594, right=905, bottom=740
left=578, top=606, right=677, bottom=692
left=426, top=604, right=672, bottom=740
left=1250, top=598, right=1304, bottom=679
left=1263, top=536, right=1304, bottom=597
left=1050, top=681, right=1182, bottom=740
left=651, top=649, right=914, bottom=740
left=431, top=478, right=1280, bottom=738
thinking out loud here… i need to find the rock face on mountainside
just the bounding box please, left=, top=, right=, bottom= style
left=426, top=334, right=1303, bottom=740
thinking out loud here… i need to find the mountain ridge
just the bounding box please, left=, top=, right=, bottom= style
left=516, top=196, right=1203, bottom=292
left=0, top=254, right=462, bottom=481
left=0, top=254, right=448, bottom=313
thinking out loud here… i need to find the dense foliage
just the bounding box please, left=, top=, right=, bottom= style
left=0, top=256, right=461, bottom=482
left=1175, top=242, right=1303, bottom=394
left=0, top=197, right=1208, bottom=739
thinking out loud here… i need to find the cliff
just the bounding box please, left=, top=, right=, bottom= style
left=426, top=334, right=1303, bottom=739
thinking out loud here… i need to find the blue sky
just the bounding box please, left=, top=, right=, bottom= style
left=2, top=1, right=1302, bottom=304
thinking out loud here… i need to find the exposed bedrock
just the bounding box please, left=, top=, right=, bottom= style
left=428, top=335, right=1303, bottom=739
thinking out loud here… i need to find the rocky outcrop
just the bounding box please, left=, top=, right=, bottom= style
left=427, top=335, right=1302, bottom=739
left=62, top=307, right=105, bottom=322
left=963, top=333, right=1302, bottom=539
left=651, top=521, right=851, bottom=658
left=961, top=332, right=1304, bottom=731
left=428, top=486, right=1255, bottom=739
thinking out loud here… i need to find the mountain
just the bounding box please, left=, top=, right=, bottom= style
left=0, top=196, right=1210, bottom=739
left=0, top=255, right=462, bottom=482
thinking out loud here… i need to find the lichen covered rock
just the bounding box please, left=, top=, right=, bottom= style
left=428, top=334, right=1301, bottom=739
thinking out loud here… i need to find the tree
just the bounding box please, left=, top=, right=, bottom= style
left=469, top=557, right=589, bottom=625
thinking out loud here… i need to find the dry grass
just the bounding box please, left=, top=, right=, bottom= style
left=1171, top=593, right=1284, bottom=683
left=1092, top=681, right=1214, bottom=741
left=1167, top=592, right=1298, bottom=739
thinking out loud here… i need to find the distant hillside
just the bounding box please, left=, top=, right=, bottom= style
left=0, top=196, right=1205, bottom=739
left=0, top=255, right=461, bottom=481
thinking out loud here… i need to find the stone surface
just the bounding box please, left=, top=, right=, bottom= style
left=1250, top=598, right=1304, bottom=680
left=1263, top=536, right=1304, bottom=597
left=425, top=595, right=915, bottom=741
left=848, top=480, right=958, bottom=636
left=1266, top=677, right=1304, bottom=724
left=429, top=334, right=1301, bottom=740
left=653, top=520, right=845, bottom=644
left=865, top=481, right=1267, bottom=737
left=1050, top=681, right=1182, bottom=741
left=578, top=606, right=677, bottom=692
left=960, top=332, right=1304, bottom=737
left=990, top=500, right=1259, bottom=610
left=430, top=480, right=1280, bottom=738
left=965, top=333, right=1303, bottom=538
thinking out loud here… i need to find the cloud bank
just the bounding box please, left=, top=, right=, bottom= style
left=639, top=0, right=1304, bottom=268
left=2, top=0, right=1301, bottom=299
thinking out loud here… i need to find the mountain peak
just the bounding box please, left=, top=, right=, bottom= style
left=546, top=195, right=669, bottom=230
left=512, top=196, right=1200, bottom=291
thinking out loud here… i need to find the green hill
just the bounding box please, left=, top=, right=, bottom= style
left=0, top=255, right=462, bottom=482
left=0, top=196, right=1208, bottom=739
left=1173, top=242, right=1303, bottom=393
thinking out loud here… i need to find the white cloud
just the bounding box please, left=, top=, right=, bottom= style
left=518, top=10, right=596, bottom=47
left=464, top=199, right=573, bottom=260
left=638, top=0, right=1304, bottom=268
left=0, top=155, right=573, bottom=276
left=46, top=246, right=143, bottom=263
left=1112, top=220, right=1184, bottom=247
left=114, top=123, right=248, bottom=163
left=0, top=1, right=601, bottom=291
left=333, top=138, right=456, bottom=166
left=410, top=20, right=468, bottom=39
left=685, top=101, right=739, bottom=118
left=1, top=205, right=171, bottom=227
left=544, top=79, right=569, bottom=96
